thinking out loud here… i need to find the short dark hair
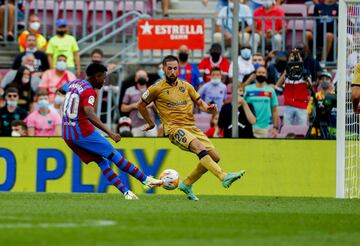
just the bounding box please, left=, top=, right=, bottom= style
left=86, top=63, right=108, bottom=77
left=36, top=89, right=48, bottom=97
left=210, top=67, right=221, bottom=74
left=91, top=48, right=104, bottom=58
left=11, top=120, right=27, bottom=130
left=5, top=87, right=19, bottom=96
left=57, top=54, right=67, bottom=60
left=162, top=55, right=179, bottom=66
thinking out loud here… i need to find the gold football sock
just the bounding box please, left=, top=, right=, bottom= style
left=184, top=163, right=207, bottom=186
left=199, top=155, right=225, bottom=181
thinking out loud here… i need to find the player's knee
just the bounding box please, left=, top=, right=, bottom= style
left=189, top=139, right=206, bottom=154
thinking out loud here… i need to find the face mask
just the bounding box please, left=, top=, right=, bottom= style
left=11, top=131, right=21, bottom=137
left=26, top=47, right=37, bottom=53
left=241, top=48, right=252, bottom=61
left=158, top=69, right=165, bottom=79
left=275, top=60, right=287, bottom=72
left=38, top=99, right=49, bottom=109
left=263, top=1, right=274, bottom=8
left=211, top=78, right=221, bottom=84
left=178, top=52, right=188, bottom=62
left=210, top=52, right=221, bottom=63
left=91, top=60, right=102, bottom=64
left=228, top=2, right=234, bottom=9
left=320, top=81, right=330, bottom=90
left=137, top=77, right=147, bottom=85
left=256, top=75, right=267, bottom=83
left=253, top=63, right=262, bottom=70
left=56, top=30, right=66, bottom=37
left=22, top=77, right=30, bottom=84
left=7, top=100, right=18, bottom=107
left=30, top=22, right=40, bottom=31
left=54, top=95, right=65, bottom=105
left=56, top=60, right=67, bottom=71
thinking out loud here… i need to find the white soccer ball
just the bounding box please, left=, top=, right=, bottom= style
left=159, top=169, right=180, bottom=190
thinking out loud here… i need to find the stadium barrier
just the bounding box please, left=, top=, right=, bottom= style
left=0, top=138, right=335, bottom=197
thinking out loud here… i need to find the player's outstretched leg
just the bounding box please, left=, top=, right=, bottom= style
left=107, top=151, right=163, bottom=189
left=97, top=158, right=138, bottom=200
left=179, top=163, right=206, bottom=201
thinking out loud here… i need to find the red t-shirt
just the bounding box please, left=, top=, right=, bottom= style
left=198, top=56, right=230, bottom=83
left=254, top=6, right=285, bottom=33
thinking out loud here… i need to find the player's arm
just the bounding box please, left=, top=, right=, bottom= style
left=352, top=63, right=360, bottom=114
left=84, top=106, right=120, bottom=142
left=188, top=83, right=217, bottom=114
left=137, top=100, right=155, bottom=130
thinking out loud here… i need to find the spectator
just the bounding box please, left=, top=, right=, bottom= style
left=296, top=43, right=322, bottom=82
left=52, top=88, right=66, bottom=116
left=0, top=87, right=28, bottom=136
left=90, top=48, right=118, bottom=85
left=253, top=0, right=285, bottom=52
left=276, top=49, right=310, bottom=126
left=46, top=19, right=81, bottom=77
left=0, top=0, right=15, bottom=41
left=4, top=66, right=36, bottom=111
left=248, top=0, right=283, bottom=12
left=90, top=49, right=104, bottom=63
left=229, top=46, right=255, bottom=83
left=1, top=54, right=41, bottom=92
left=39, top=54, right=76, bottom=103
left=120, top=69, right=157, bottom=137
left=218, top=85, right=256, bottom=138
left=202, top=0, right=228, bottom=14
left=214, top=0, right=257, bottom=50
left=12, top=33, right=50, bottom=72
left=25, top=90, right=61, bottom=136
left=244, top=66, right=278, bottom=138
left=117, top=116, right=133, bottom=137
left=178, top=45, right=203, bottom=89
left=199, top=43, right=230, bottom=83
left=198, top=67, right=227, bottom=111
left=306, top=0, right=338, bottom=62
left=267, top=50, right=287, bottom=85
left=17, top=13, right=47, bottom=52
left=252, top=53, right=266, bottom=68
left=10, top=119, right=27, bottom=137
left=205, top=113, right=223, bottom=138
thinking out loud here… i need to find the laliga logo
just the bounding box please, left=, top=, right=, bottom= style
left=140, top=21, right=204, bottom=40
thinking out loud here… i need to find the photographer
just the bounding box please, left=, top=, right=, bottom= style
left=276, top=49, right=310, bottom=126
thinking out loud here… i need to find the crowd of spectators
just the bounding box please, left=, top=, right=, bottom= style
left=0, top=0, right=338, bottom=139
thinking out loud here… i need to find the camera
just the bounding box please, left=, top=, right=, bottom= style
left=286, top=49, right=305, bottom=81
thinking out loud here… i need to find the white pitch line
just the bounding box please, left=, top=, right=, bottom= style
left=0, top=220, right=117, bottom=229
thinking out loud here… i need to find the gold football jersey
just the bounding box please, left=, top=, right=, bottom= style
left=141, top=79, right=200, bottom=135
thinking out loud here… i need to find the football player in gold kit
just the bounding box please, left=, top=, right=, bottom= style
left=137, top=55, right=245, bottom=201
left=352, top=63, right=360, bottom=113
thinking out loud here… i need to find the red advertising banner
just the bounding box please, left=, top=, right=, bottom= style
left=137, top=19, right=205, bottom=50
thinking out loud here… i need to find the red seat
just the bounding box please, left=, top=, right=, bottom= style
left=282, top=4, right=308, bottom=17
left=87, top=1, right=118, bottom=33
left=58, top=0, right=88, bottom=37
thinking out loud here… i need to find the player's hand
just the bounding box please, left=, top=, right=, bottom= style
left=207, top=104, right=217, bottom=114
left=109, top=132, right=121, bottom=143
left=143, top=123, right=155, bottom=131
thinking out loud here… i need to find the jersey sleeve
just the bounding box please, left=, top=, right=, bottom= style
left=187, top=82, right=201, bottom=102
left=141, top=84, right=159, bottom=104
left=352, top=63, right=360, bottom=86
left=81, top=89, right=97, bottom=108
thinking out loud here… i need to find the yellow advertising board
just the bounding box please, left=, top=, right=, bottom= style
left=0, top=138, right=336, bottom=197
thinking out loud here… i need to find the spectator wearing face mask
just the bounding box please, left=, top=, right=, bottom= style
left=0, top=87, right=28, bottom=136
left=51, top=88, right=66, bottom=117
left=244, top=66, right=278, bottom=138
left=198, top=67, right=227, bottom=113
left=17, top=14, right=47, bottom=52
left=10, top=120, right=28, bottom=137
left=25, top=91, right=61, bottom=136
left=267, top=51, right=287, bottom=85
left=4, top=66, right=36, bottom=111
left=120, top=69, right=157, bottom=137
left=39, top=54, right=76, bottom=103
left=199, top=43, right=230, bottom=83
left=229, top=47, right=255, bottom=83
left=12, top=33, right=50, bottom=72
left=46, top=19, right=81, bottom=77
left=178, top=45, right=203, bottom=90
left=1, top=54, right=41, bottom=94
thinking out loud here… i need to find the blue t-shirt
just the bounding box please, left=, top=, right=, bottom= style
left=314, top=2, right=338, bottom=32
left=244, top=83, right=278, bottom=129
left=179, top=63, right=203, bottom=88
left=198, top=81, right=227, bottom=110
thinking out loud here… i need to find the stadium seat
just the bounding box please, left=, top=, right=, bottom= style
left=194, top=114, right=212, bottom=133
left=117, top=0, right=147, bottom=15
left=282, top=4, right=308, bottom=17
left=279, top=125, right=309, bottom=138
left=87, top=1, right=118, bottom=33
left=307, top=4, right=315, bottom=16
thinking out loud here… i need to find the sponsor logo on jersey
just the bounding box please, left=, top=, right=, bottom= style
left=88, top=96, right=95, bottom=105
left=142, top=90, right=150, bottom=100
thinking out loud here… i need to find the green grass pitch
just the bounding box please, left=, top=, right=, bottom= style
left=1, top=193, right=360, bottom=246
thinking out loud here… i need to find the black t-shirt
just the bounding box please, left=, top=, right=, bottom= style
left=12, top=51, right=50, bottom=72
left=218, top=102, right=255, bottom=138
left=315, top=2, right=338, bottom=33
left=0, top=106, right=28, bottom=136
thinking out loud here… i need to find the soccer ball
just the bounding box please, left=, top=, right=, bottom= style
left=159, top=169, right=180, bottom=190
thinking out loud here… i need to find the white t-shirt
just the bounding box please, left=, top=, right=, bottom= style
left=216, top=4, right=253, bottom=32
left=228, top=57, right=255, bottom=82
